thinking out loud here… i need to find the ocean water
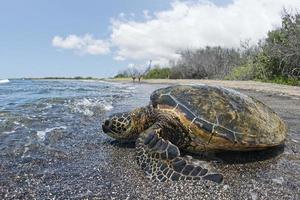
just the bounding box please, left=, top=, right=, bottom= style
left=0, top=79, right=159, bottom=127
left=0, top=79, right=165, bottom=144
left=1, top=79, right=300, bottom=198
left=0, top=79, right=167, bottom=197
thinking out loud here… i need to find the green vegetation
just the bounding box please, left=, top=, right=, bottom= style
left=114, top=11, right=299, bottom=86
left=257, top=76, right=300, bottom=86
left=168, top=11, right=300, bottom=86
left=251, top=12, right=300, bottom=85
left=144, top=66, right=171, bottom=79
left=114, top=74, right=128, bottom=78
left=250, top=11, right=300, bottom=85
left=114, top=65, right=170, bottom=80
left=225, top=63, right=255, bottom=80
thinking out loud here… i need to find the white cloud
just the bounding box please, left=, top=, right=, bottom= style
left=52, top=34, right=110, bottom=55
left=110, top=0, right=300, bottom=64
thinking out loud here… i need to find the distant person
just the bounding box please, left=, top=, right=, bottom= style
left=132, top=76, right=136, bottom=82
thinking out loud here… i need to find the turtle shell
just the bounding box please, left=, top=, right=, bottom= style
left=150, top=85, right=287, bottom=151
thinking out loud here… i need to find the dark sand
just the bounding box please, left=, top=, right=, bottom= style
left=1, top=81, right=299, bottom=200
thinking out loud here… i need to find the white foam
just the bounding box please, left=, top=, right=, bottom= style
left=2, top=121, right=26, bottom=135
left=291, top=139, right=299, bottom=143
left=36, top=126, right=67, bottom=141
left=2, top=130, right=16, bottom=135
left=116, top=84, right=136, bottom=91
left=71, top=98, right=113, bottom=116
left=103, top=103, right=113, bottom=111
left=13, top=121, right=24, bottom=126
left=0, top=79, right=9, bottom=84
left=126, top=86, right=136, bottom=90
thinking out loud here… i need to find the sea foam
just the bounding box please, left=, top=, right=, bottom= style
left=70, top=97, right=113, bottom=116
left=36, top=126, right=67, bottom=141
left=0, top=79, right=9, bottom=84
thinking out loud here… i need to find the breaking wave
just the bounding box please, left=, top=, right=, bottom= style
left=69, top=97, right=114, bottom=116
left=0, top=79, right=9, bottom=84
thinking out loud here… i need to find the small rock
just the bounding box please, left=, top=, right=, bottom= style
left=250, top=191, right=258, bottom=200
left=272, top=177, right=284, bottom=185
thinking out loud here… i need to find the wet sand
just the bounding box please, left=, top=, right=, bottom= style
left=1, top=80, right=299, bottom=199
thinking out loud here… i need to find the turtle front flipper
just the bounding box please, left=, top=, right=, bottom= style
left=136, top=128, right=223, bottom=183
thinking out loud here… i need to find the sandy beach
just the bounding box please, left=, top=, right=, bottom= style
left=106, top=78, right=300, bottom=98
left=1, top=79, right=299, bottom=199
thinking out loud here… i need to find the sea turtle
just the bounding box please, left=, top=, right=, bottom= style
left=102, top=85, right=287, bottom=183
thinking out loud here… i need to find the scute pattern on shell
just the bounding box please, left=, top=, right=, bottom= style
left=150, top=85, right=287, bottom=148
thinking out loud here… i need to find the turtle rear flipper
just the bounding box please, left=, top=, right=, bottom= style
left=136, top=129, right=223, bottom=183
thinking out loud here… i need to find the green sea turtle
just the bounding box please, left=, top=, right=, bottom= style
left=102, top=85, right=287, bottom=183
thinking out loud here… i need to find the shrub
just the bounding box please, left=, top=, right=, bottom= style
left=144, top=67, right=171, bottom=79
left=225, top=63, right=255, bottom=80
left=114, top=73, right=129, bottom=78
left=258, top=11, right=300, bottom=80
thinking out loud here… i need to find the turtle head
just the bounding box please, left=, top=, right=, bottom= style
left=102, top=111, right=138, bottom=141
left=102, top=107, right=153, bottom=142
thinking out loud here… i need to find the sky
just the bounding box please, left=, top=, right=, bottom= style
left=1, top=0, right=300, bottom=78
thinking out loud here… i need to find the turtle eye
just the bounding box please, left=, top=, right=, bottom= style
left=104, top=120, right=110, bottom=126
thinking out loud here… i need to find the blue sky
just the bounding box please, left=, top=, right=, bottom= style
left=1, top=0, right=298, bottom=78
left=0, top=0, right=168, bottom=78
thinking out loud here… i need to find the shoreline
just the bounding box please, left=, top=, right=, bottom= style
left=1, top=78, right=299, bottom=199
left=105, top=78, right=300, bottom=97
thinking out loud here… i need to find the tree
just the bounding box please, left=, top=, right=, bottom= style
left=144, top=65, right=171, bottom=79
left=170, top=47, right=242, bottom=79
left=114, top=60, right=152, bottom=82
left=258, top=10, right=300, bottom=80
